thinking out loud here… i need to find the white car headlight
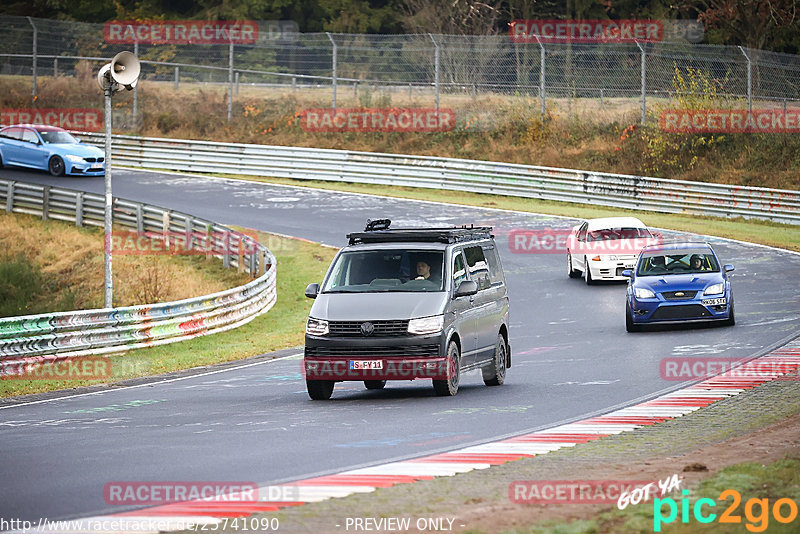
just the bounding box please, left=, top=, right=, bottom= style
left=408, top=315, right=444, bottom=335
left=65, top=154, right=84, bottom=163
left=306, top=317, right=328, bottom=336
left=704, top=283, right=724, bottom=296
left=634, top=287, right=656, bottom=299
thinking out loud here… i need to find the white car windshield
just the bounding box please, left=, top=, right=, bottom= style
left=322, top=250, right=445, bottom=293
left=39, top=131, right=78, bottom=144
left=587, top=227, right=652, bottom=241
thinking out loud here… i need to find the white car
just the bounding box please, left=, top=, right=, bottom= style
left=566, top=217, right=660, bottom=284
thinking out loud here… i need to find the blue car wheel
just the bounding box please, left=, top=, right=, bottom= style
left=625, top=301, right=640, bottom=332
left=48, top=155, right=65, bottom=177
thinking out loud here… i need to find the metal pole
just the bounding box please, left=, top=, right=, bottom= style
left=228, top=39, right=234, bottom=122
left=739, top=46, right=752, bottom=112
left=174, top=66, right=179, bottom=90
left=536, top=36, right=545, bottom=119
left=133, top=40, right=139, bottom=127
left=636, top=41, right=646, bottom=124
left=27, top=17, right=37, bottom=99
left=103, top=87, right=114, bottom=308
left=235, top=71, right=239, bottom=95
left=429, top=34, right=439, bottom=113
left=53, top=57, right=58, bottom=77
left=327, top=33, right=337, bottom=109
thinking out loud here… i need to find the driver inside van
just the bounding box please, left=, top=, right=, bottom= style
left=415, top=259, right=441, bottom=283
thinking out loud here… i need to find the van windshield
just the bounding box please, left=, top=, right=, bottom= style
left=321, top=250, right=445, bottom=293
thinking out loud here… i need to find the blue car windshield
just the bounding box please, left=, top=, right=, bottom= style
left=39, top=131, right=77, bottom=144
left=637, top=251, right=720, bottom=276
left=322, top=250, right=445, bottom=293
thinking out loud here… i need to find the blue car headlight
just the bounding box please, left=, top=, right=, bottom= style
left=634, top=287, right=656, bottom=299
left=65, top=154, right=84, bottom=163
left=704, top=283, right=724, bottom=296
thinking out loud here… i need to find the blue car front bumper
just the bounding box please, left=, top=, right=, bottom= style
left=629, top=293, right=732, bottom=324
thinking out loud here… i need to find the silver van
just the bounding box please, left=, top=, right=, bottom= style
left=303, top=220, right=510, bottom=400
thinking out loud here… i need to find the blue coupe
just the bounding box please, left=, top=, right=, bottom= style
left=0, top=124, right=105, bottom=177
left=623, top=242, right=735, bottom=331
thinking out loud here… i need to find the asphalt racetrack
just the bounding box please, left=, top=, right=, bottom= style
left=2, top=167, right=799, bottom=522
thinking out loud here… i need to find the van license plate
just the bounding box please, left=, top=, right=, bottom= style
left=350, top=360, right=383, bottom=370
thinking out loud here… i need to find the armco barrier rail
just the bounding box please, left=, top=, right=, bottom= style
left=0, top=179, right=277, bottom=371
left=80, top=132, right=800, bottom=225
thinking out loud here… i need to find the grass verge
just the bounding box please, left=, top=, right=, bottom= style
left=0, top=230, right=336, bottom=398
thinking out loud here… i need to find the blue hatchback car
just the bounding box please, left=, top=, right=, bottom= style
left=623, top=242, right=735, bottom=331
left=0, top=124, right=105, bottom=177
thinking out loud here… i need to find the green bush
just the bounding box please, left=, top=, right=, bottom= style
left=0, top=254, right=44, bottom=317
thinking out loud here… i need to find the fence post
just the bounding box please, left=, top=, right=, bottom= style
left=235, top=71, right=239, bottom=95
left=174, top=66, right=179, bottom=90
left=536, top=35, right=545, bottom=119
left=635, top=41, right=647, bottom=124
left=27, top=17, right=37, bottom=99
left=53, top=57, right=58, bottom=77
left=327, top=33, right=337, bottom=109
left=135, top=203, right=143, bottom=232
left=75, top=191, right=84, bottom=227
left=228, top=38, right=234, bottom=122
left=739, top=46, right=752, bottom=112
left=6, top=181, right=15, bottom=213
left=429, top=34, right=440, bottom=113
left=292, top=76, right=297, bottom=94
left=42, top=186, right=49, bottom=221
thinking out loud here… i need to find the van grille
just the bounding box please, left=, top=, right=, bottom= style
left=305, top=344, right=440, bottom=358
left=328, top=320, right=409, bottom=337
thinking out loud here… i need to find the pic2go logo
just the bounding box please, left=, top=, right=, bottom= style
left=653, top=489, right=798, bottom=532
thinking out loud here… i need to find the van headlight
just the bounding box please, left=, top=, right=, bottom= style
left=408, top=315, right=444, bottom=335
left=634, top=287, right=656, bottom=299
left=306, top=317, right=329, bottom=336
left=704, top=283, right=724, bottom=296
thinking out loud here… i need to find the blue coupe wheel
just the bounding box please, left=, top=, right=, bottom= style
left=48, top=156, right=65, bottom=177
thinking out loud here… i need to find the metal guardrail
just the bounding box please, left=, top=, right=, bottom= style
left=0, top=179, right=277, bottom=371
left=80, top=132, right=800, bottom=225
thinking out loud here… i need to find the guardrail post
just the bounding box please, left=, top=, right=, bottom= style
left=636, top=41, right=646, bottom=124
left=27, top=17, right=37, bottom=99
left=174, top=66, right=179, bottom=90
left=162, top=211, right=171, bottom=250
left=327, top=32, right=337, bottom=109
left=237, top=235, right=244, bottom=273
left=186, top=216, right=194, bottom=251
left=75, top=192, right=84, bottom=227
left=132, top=203, right=142, bottom=232
left=42, top=186, right=50, bottom=221
left=739, top=46, right=752, bottom=112
left=429, top=34, right=440, bottom=113
left=6, top=181, right=14, bottom=213
left=223, top=232, right=230, bottom=268
left=249, top=247, right=256, bottom=277
left=260, top=250, right=266, bottom=275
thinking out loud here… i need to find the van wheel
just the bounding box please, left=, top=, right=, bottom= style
left=482, top=333, right=507, bottom=386
left=364, top=380, right=386, bottom=390
left=306, top=379, right=334, bottom=400
left=433, top=341, right=460, bottom=396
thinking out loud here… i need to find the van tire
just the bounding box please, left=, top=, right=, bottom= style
left=482, top=334, right=507, bottom=386
left=306, top=379, right=334, bottom=400
left=433, top=341, right=460, bottom=396
left=364, top=380, right=386, bottom=390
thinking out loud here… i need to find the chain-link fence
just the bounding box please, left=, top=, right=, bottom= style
left=2, top=15, right=800, bottom=126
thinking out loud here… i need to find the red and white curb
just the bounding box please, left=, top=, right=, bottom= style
left=22, top=344, right=800, bottom=533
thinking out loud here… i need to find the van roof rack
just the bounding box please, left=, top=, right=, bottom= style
left=347, top=224, right=493, bottom=245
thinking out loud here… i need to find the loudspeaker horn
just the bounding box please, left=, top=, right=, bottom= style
left=109, top=51, right=140, bottom=89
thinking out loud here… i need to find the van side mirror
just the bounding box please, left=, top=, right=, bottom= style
left=621, top=269, right=632, bottom=278
left=304, top=283, right=319, bottom=299
left=454, top=280, right=478, bottom=298
left=724, top=264, right=735, bottom=273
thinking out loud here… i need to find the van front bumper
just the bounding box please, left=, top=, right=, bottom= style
left=304, top=334, right=447, bottom=380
